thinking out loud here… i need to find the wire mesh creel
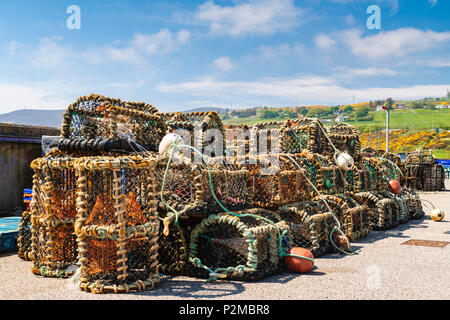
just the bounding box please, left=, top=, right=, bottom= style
left=74, top=155, right=160, bottom=294
left=59, top=94, right=166, bottom=153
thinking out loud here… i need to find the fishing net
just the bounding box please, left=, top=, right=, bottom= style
left=187, top=209, right=291, bottom=281
left=422, top=164, right=446, bottom=191
left=59, top=94, right=166, bottom=153
left=325, top=123, right=361, bottom=162
left=30, top=154, right=79, bottom=278
left=74, top=156, right=160, bottom=294
left=155, top=155, right=251, bottom=219
left=161, top=112, right=225, bottom=158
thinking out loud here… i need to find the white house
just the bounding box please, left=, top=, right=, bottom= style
left=335, top=114, right=345, bottom=123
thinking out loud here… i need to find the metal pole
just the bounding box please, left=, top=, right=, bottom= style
left=386, top=108, right=390, bottom=152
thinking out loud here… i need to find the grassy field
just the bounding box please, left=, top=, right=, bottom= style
left=346, top=109, right=450, bottom=132
left=222, top=109, right=450, bottom=158
left=223, top=109, right=450, bottom=131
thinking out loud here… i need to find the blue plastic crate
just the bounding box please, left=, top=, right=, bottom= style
left=0, top=231, right=19, bottom=252
left=0, top=217, right=21, bottom=252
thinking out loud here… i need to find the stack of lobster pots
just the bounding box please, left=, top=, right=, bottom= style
left=405, top=149, right=445, bottom=191
left=18, top=96, right=427, bottom=292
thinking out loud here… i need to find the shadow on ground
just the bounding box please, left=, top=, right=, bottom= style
left=133, top=276, right=246, bottom=299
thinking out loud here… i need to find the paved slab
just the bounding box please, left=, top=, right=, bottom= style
left=1, top=188, right=449, bottom=300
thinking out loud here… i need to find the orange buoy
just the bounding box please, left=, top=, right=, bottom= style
left=332, top=232, right=351, bottom=252
left=284, top=247, right=314, bottom=273
left=388, top=179, right=402, bottom=195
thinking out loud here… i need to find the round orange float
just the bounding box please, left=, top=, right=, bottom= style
left=388, top=179, right=402, bottom=195
left=284, top=247, right=314, bottom=273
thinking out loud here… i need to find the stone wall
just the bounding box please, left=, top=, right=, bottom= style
left=0, top=123, right=60, bottom=216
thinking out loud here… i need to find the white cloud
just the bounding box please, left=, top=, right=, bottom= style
left=194, top=0, right=303, bottom=36
left=247, top=43, right=303, bottom=61
left=8, top=29, right=191, bottom=70
left=429, top=0, right=438, bottom=7
left=132, top=29, right=190, bottom=55
left=213, top=57, right=234, bottom=71
left=334, top=67, right=400, bottom=79
left=341, top=28, right=450, bottom=59
left=314, top=34, right=337, bottom=50
left=157, top=74, right=449, bottom=105
left=0, top=81, right=76, bottom=113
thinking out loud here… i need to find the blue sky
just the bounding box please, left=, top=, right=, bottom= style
left=0, top=0, right=449, bottom=113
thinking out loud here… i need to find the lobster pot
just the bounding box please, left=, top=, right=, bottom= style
left=74, top=156, right=160, bottom=294
left=403, top=189, right=424, bottom=220
left=375, top=157, right=403, bottom=183
left=60, top=94, right=166, bottom=153
left=352, top=167, right=372, bottom=193
left=406, top=149, right=434, bottom=165
left=325, top=123, right=361, bottom=162
left=310, top=195, right=354, bottom=241
left=158, top=216, right=202, bottom=276
left=405, top=164, right=422, bottom=190
left=162, top=112, right=225, bottom=158
left=422, top=164, right=445, bottom=191
left=292, top=151, right=346, bottom=196
left=154, top=156, right=251, bottom=219
left=224, top=124, right=251, bottom=157
left=18, top=210, right=33, bottom=261
left=385, top=191, right=410, bottom=224
left=223, top=155, right=309, bottom=209
left=277, top=205, right=320, bottom=254
left=336, top=194, right=371, bottom=241
left=359, top=157, right=384, bottom=191
left=249, top=121, right=284, bottom=155
left=225, top=139, right=251, bottom=158
left=30, top=155, right=79, bottom=278
left=354, top=192, right=400, bottom=230
left=187, top=209, right=291, bottom=281
left=279, top=118, right=329, bottom=154
left=18, top=188, right=33, bottom=261
left=281, top=201, right=340, bottom=257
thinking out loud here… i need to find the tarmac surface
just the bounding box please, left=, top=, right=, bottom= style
left=1, top=184, right=449, bottom=300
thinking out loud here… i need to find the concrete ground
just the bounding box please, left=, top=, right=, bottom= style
left=1, top=183, right=449, bottom=300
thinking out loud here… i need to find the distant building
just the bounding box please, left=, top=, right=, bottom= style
left=436, top=104, right=449, bottom=109
left=335, top=114, right=345, bottom=123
